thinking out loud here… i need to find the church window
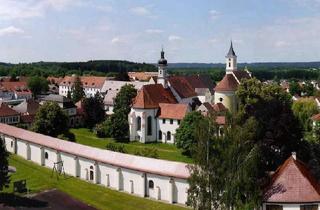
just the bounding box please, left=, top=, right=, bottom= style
left=158, top=130, right=162, bottom=140
left=167, top=131, right=171, bottom=141
left=149, top=180, right=154, bottom=189
left=229, top=62, right=231, bottom=67
left=45, top=152, right=48, bottom=159
left=137, top=117, right=141, bottom=130
left=11, top=141, right=13, bottom=148
left=147, top=116, right=152, bottom=136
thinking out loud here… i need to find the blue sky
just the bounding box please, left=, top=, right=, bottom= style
left=0, top=0, right=319, bottom=63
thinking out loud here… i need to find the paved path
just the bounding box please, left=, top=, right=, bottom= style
left=0, top=189, right=96, bottom=210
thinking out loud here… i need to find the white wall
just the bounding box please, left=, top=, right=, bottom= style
left=262, top=203, right=320, bottom=210
left=4, top=136, right=15, bottom=153
left=16, top=140, right=28, bottom=160
left=60, top=152, right=77, bottom=176
left=43, top=148, right=58, bottom=169
left=122, top=168, right=145, bottom=196
left=158, top=118, right=180, bottom=144
left=30, top=143, right=42, bottom=165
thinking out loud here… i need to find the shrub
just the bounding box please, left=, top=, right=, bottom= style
left=106, top=142, right=127, bottom=153
left=134, top=147, right=159, bottom=159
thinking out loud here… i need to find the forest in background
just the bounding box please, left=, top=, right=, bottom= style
left=0, top=60, right=319, bottom=82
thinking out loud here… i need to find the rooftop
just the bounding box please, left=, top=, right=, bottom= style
left=0, top=103, right=20, bottom=117
left=215, top=74, right=239, bottom=92
left=157, top=103, right=189, bottom=120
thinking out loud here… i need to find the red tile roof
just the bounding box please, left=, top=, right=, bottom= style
left=168, top=76, right=197, bottom=98
left=132, top=84, right=177, bottom=109
left=264, top=155, right=320, bottom=203
left=215, top=74, right=239, bottom=91
left=0, top=103, right=20, bottom=117
left=311, top=113, right=320, bottom=122
left=128, top=72, right=158, bottom=81
left=60, top=76, right=106, bottom=89
left=0, top=81, right=30, bottom=93
left=212, top=103, right=227, bottom=112
left=157, top=103, right=189, bottom=120
left=0, top=123, right=190, bottom=179
left=232, top=70, right=251, bottom=82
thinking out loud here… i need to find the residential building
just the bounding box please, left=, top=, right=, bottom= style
left=12, top=99, right=40, bottom=127
left=0, top=103, right=20, bottom=125
left=128, top=72, right=158, bottom=81
left=0, top=81, right=32, bottom=101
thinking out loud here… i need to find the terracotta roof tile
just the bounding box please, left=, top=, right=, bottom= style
left=157, top=103, right=189, bottom=120
left=0, top=103, right=20, bottom=117
left=212, top=103, right=227, bottom=112
left=215, top=74, right=239, bottom=91
left=168, top=76, right=197, bottom=98
left=60, top=76, right=106, bottom=89
left=232, top=70, right=251, bottom=82
left=264, top=155, right=320, bottom=203
left=215, top=116, right=226, bottom=125
left=133, top=84, right=177, bottom=109
left=128, top=72, right=158, bottom=81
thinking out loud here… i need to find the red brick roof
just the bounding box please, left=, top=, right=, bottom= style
left=264, top=155, right=320, bottom=203
left=60, top=76, right=106, bottom=89
left=215, top=74, right=239, bottom=91
left=0, top=103, right=20, bottom=117
left=168, top=76, right=197, bottom=98
left=157, top=103, right=189, bottom=120
left=0, top=81, right=30, bottom=93
left=133, top=84, right=176, bottom=109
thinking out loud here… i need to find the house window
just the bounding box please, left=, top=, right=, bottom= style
left=137, top=117, right=141, bottom=131
left=45, top=152, right=48, bottom=159
left=90, top=166, right=94, bottom=181
left=10, top=141, right=13, bottom=148
left=170, top=119, right=173, bottom=124
left=158, top=130, right=162, bottom=140
left=148, top=180, right=154, bottom=189
left=147, top=116, right=152, bottom=136
left=167, top=131, right=171, bottom=141
left=162, top=119, right=166, bottom=124
left=300, top=205, right=318, bottom=210
left=178, top=120, right=181, bottom=125
left=219, top=97, right=223, bottom=102
left=266, top=205, right=283, bottom=210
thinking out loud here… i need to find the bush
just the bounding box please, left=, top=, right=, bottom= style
left=94, top=119, right=112, bottom=138
left=57, top=132, right=75, bottom=142
left=134, top=147, right=159, bottom=159
left=106, top=142, right=127, bottom=153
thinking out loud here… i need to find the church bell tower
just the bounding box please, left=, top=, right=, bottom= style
left=157, top=48, right=168, bottom=88
left=225, top=41, right=237, bottom=74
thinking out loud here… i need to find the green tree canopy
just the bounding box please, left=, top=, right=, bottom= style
left=302, top=81, right=315, bottom=96
left=289, top=80, right=302, bottom=96
left=292, top=98, right=318, bottom=132
left=32, top=101, right=69, bottom=137
left=82, top=92, right=105, bottom=128
left=71, top=75, right=85, bottom=103
left=27, top=76, right=49, bottom=98
left=175, top=111, right=206, bottom=156
left=0, top=137, right=10, bottom=191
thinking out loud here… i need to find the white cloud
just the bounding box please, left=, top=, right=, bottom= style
left=208, top=38, right=218, bottom=44
left=130, top=6, right=150, bottom=16
left=0, top=0, right=81, bottom=20
left=209, top=10, right=220, bottom=21
left=0, top=26, right=24, bottom=36
left=111, top=37, right=121, bottom=44
left=275, top=41, right=290, bottom=48
left=145, top=29, right=163, bottom=34
left=168, top=35, right=182, bottom=42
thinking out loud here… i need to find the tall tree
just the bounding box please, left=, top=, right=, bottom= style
left=27, top=76, right=49, bottom=98
left=110, top=84, right=137, bottom=140
left=0, top=138, right=10, bottom=191
left=289, top=80, right=302, bottom=96
left=82, top=92, right=105, bottom=128
left=302, top=81, right=315, bottom=96
left=292, top=98, right=318, bottom=132
left=71, top=75, right=85, bottom=103
left=175, top=111, right=205, bottom=156
left=32, top=101, right=69, bottom=137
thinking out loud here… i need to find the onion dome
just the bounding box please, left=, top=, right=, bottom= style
left=158, top=49, right=167, bottom=65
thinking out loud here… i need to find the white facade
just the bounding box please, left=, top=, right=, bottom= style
left=59, top=85, right=101, bottom=97
left=262, top=203, right=320, bottom=210
left=158, top=118, right=181, bottom=144
left=0, top=124, right=190, bottom=205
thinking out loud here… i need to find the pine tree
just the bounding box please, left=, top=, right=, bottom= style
left=0, top=137, right=10, bottom=191
left=71, top=75, right=85, bottom=103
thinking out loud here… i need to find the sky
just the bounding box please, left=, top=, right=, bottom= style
left=0, top=0, right=320, bottom=63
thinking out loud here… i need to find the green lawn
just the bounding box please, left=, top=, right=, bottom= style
left=70, top=128, right=193, bottom=163
left=4, top=155, right=188, bottom=210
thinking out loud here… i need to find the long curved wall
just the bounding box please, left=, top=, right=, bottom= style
left=0, top=123, right=190, bottom=205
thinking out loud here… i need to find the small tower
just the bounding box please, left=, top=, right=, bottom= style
left=157, top=48, right=168, bottom=88
left=225, top=41, right=237, bottom=74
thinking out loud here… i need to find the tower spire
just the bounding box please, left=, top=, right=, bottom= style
left=157, top=47, right=168, bottom=88
left=225, top=41, right=237, bottom=73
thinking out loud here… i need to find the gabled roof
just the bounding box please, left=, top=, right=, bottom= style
left=12, top=99, right=40, bottom=115
left=168, top=76, right=197, bottom=98
left=215, top=74, right=239, bottom=91
left=59, top=76, right=106, bottom=89
left=0, top=81, right=31, bottom=94
left=264, top=155, right=320, bottom=203
left=212, top=102, right=227, bottom=112
left=157, top=103, right=189, bottom=120
left=133, top=84, right=177, bottom=109
left=232, top=70, right=251, bottom=83
left=0, top=103, right=20, bottom=117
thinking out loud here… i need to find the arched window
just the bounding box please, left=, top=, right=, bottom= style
left=45, top=152, right=48, bottom=159
left=148, top=180, right=154, bottom=189
left=158, top=130, right=162, bottom=140
left=167, top=131, right=171, bottom=141
left=90, top=166, right=94, bottom=181
left=147, top=116, right=152, bottom=136
left=137, top=117, right=141, bottom=130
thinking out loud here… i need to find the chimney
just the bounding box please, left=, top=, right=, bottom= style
left=292, top=152, right=296, bottom=160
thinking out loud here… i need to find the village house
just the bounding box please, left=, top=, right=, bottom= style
left=59, top=76, right=107, bottom=97
left=262, top=153, right=320, bottom=210
left=11, top=99, right=40, bottom=127
left=0, top=80, right=32, bottom=102
left=128, top=71, right=158, bottom=82
left=0, top=103, right=20, bottom=125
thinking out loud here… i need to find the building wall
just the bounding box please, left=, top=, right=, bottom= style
left=2, top=133, right=189, bottom=206
left=214, top=91, right=237, bottom=113
left=158, top=118, right=180, bottom=144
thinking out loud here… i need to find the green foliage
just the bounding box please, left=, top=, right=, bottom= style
left=82, top=92, right=105, bottom=128
left=115, top=70, right=130, bottom=81
left=32, top=101, right=69, bottom=137
left=0, top=137, right=10, bottom=191
left=292, top=98, right=318, bottom=132
left=134, top=147, right=159, bottom=159
left=27, top=76, right=49, bottom=98
left=302, top=81, right=315, bottom=96
left=107, top=84, right=137, bottom=141
left=57, top=132, right=75, bottom=142
left=94, top=119, right=113, bottom=138
left=106, top=142, right=127, bottom=153
left=71, top=75, right=85, bottom=103
left=175, top=111, right=205, bottom=156
left=289, top=80, right=302, bottom=96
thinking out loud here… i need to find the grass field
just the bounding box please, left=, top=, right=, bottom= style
left=4, top=155, right=188, bottom=210
left=70, top=128, right=193, bottom=163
